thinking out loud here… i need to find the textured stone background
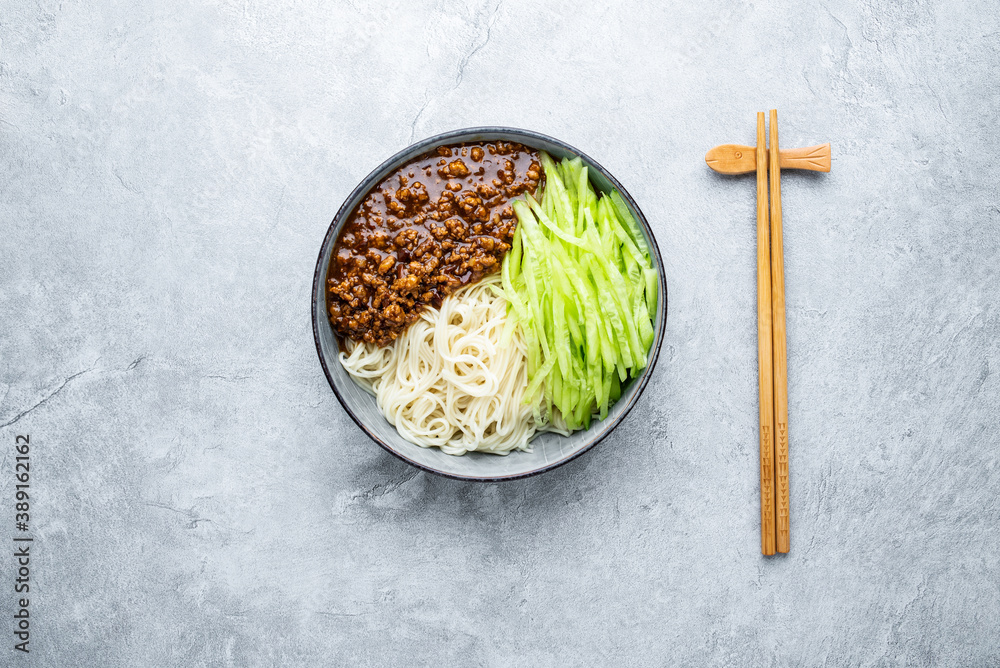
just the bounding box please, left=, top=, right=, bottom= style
left=2, top=0, right=999, bottom=665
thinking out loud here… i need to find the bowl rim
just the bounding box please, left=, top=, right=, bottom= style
left=311, top=126, right=668, bottom=482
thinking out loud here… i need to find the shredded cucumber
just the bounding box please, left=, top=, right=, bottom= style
left=501, top=152, right=658, bottom=431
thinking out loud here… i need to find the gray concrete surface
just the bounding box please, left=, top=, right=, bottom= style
left=1, top=0, right=999, bottom=665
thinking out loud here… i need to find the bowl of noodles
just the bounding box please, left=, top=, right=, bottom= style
left=312, top=127, right=667, bottom=481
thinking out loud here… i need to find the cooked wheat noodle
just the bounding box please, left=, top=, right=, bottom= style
left=339, top=273, right=564, bottom=455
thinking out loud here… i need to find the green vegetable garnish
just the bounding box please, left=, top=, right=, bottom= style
left=501, top=153, right=658, bottom=430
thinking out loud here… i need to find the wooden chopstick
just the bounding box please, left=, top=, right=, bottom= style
left=755, top=112, right=777, bottom=555
left=768, top=109, right=790, bottom=553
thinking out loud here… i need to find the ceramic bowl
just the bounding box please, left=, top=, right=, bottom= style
left=312, top=127, right=667, bottom=481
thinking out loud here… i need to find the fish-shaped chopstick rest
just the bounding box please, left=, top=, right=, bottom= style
left=705, top=143, right=831, bottom=174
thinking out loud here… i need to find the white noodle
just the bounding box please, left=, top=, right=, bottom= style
left=339, top=274, right=565, bottom=455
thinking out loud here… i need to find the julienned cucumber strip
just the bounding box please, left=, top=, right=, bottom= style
left=501, top=152, right=659, bottom=432
left=644, top=267, right=658, bottom=316
left=610, top=191, right=650, bottom=260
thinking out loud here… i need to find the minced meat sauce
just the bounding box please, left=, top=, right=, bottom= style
left=327, top=141, right=542, bottom=347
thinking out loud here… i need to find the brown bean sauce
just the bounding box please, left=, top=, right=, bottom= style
left=327, top=141, right=541, bottom=347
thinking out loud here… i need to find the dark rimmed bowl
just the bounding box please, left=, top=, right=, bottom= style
left=312, top=127, right=667, bottom=481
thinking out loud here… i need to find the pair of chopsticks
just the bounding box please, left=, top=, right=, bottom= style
left=758, top=110, right=789, bottom=555
left=706, top=111, right=830, bottom=555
